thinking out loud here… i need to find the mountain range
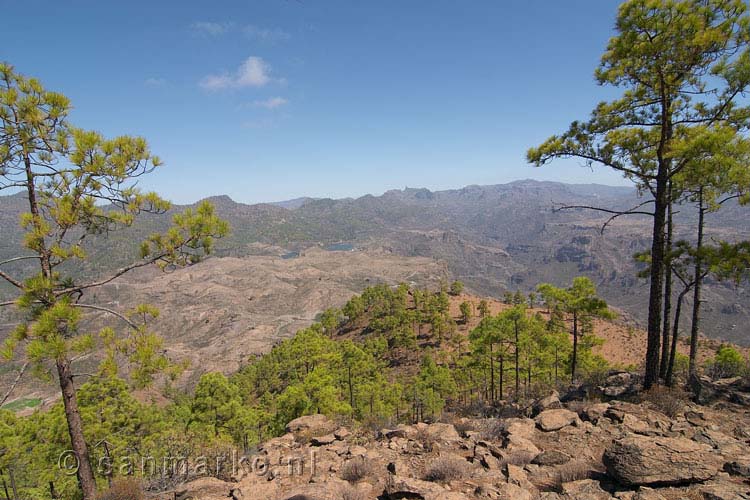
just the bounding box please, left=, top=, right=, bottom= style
left=1, top=179, right=749, bottom=348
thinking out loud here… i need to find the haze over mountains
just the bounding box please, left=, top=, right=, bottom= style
left=1, top=179, right=749, bottom=348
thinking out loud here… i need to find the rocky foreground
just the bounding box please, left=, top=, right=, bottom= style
left=156, top=378, right=750, bottom=500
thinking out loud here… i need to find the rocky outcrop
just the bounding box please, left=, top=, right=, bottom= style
left=603, top=435, right=722, bottom=486
left=166, top=395, right=750, bottom=500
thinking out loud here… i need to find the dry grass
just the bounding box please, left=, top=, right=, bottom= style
left=423, top=457, right=469, bottom=483
left=640, top=385, right=689, bottom=418
left=338, top=483, right=368, bottom=500
left=500, top=451, right=536, bottom=467
left=96, top=478, right=145, bottom=500
left=340, top=457, right=372, bottom=483
left=414, top=428, right=437, bottom=452
left=452, top=419, right=476, bottom=437
left=533, top=460, right=597, bottom=492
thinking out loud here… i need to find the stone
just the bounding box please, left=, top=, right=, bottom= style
left=424, top=422, right=461, bottom=443
left=310, top=434, right=337, bottom=446
left=723, top=458, right=750, bottom=477
left=632, top=487, right=667, bottom=500
left=560, top=479, right=611, bottom=500
left=333, top=427, right=350, bottom=440
left=386, top=475, right=449, bottom=500
left=505, top=434, right=540, bottom=456
left=496, top=482, right=534, bottom=500
left=505, top=418, right=536, bottom=438
left=533, top=390, right=562, bottom=415
left=532, top=450, right=571, bottom=466
left=536, top=409, right=580, bottom=432
left=285, top=414, right=335, bottom=435
left=581, top=403, right=611, bottom=424
left=603, top=435, right=722, bottom=486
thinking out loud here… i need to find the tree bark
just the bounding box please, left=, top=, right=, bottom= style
left=571, top=312, right=578, bottom=383
left=645, top=172, right=668, bottom=388
left=689, top=189, right=705, bottom=380
left=660, top=191, right=673, bottom=380
left=57, top=359, right=97, bottom=500
left=666, top=285, right=691, bottom=387
left=514, top=319, right=520, bottom=397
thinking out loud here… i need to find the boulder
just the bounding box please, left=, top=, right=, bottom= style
left=385, top=475, right=450, bottom=500
left=333, top=427, right=350, bottom=440
left=580, top=403, right=611, bottom=424
left=603, top=435, right=722, bottom=486
left=505, top=434, right=540, bottom=456
left=632, top=487, right=667, bottom=500
left=310, top=434, right=337, bottom=446
left=560, top=479, right=612, bottom=500
left=496, top=482, right=534, bottom=500
left=533, top=390, right=562, bottom=415
left=285, top=414, right=335, bottom=435
left=723, top=458, right=750, bottom=477
left=424, top=422, right=461, bottom=443
left=532, top=450, right=571, bottom=466
left=536, top=409, right=580, bottom=432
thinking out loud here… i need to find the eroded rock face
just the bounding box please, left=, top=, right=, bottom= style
left=603, top=435, right=722, bottom=486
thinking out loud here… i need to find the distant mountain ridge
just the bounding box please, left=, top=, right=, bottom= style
left=1, top=179, right=748, bottom=345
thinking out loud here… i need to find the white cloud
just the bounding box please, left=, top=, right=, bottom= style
left=200, top=56, right=281, bottom=90
left=244, top=25, right=291, bottom=43
left=190, top=21, right=232, bottom=36
left=144, top=77, right=166, bottom=87
left=251, top=97, right=289, bottom=109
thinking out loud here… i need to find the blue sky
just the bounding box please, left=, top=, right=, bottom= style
left=2, top=0, right=625, bottom=204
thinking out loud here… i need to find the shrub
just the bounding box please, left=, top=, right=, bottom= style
left=338, top=483, right=368, bottom=500
left=96, top=478, right=145, bottom=500
left=423, top=457, right=468, bottom=483
left=641, top=385, right=688, bottom=418
left=534, top=460, right=595, bottom=492
left=452, top=419, right=476, bottom=437
left=706, top=345, right=747, bottom=380
left=340, top=457, right=372, bottom=483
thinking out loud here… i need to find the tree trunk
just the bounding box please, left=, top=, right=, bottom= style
left=57, top=359, right=97, bottom=500
left=645, top=171, right=668, bottom=388
left=489, top=343, right=495, bottom=403
left=514, top=319, right=520, bottom=398
left=660, top=191, right=673, bottom=380
left=666, top=286, right=690, bottom=387
left=571, top=312, right=578, bottom=383
left=498, top=355, right=504, bottom=401
left=689, top=189, right=705, bottom=380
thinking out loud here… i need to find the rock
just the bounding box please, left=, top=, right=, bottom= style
left=690, top=375, right=750, bottom=405
left=505, top=418, right=536, bottom=438
left=580, top=403, right=611, bottom=424
left=533, top=390, right=562, bottom=415
left=560, top=479, right=612, bottom=500
left=603, top=435, right=722, bottom=486
left=379, top=428, right=408, bottom=440
left=285, top=414, right=335, bottom=435
left=496, top=482, right=534, bottom=500
left=506, top=463, right=537, bottom=492
left=700, top=481, right=750, bottom=500
left=310, top=434, right=337, bottom=446
left=723, top=459, right=750, bottom=477
left=505, top=434, right=540, bottom=456
left=424, top=422, right=461, bottom=443
left=386, top=475, right=449, bottom=500
left=598, top=371, right=643, bottom=399
left=632, top=487, right=667, bottom=500
left=532, top=450, right=571, bottom=466
left=536, top=409, right=580, bottom=432
left=333, top=427, right=350, bottom=440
